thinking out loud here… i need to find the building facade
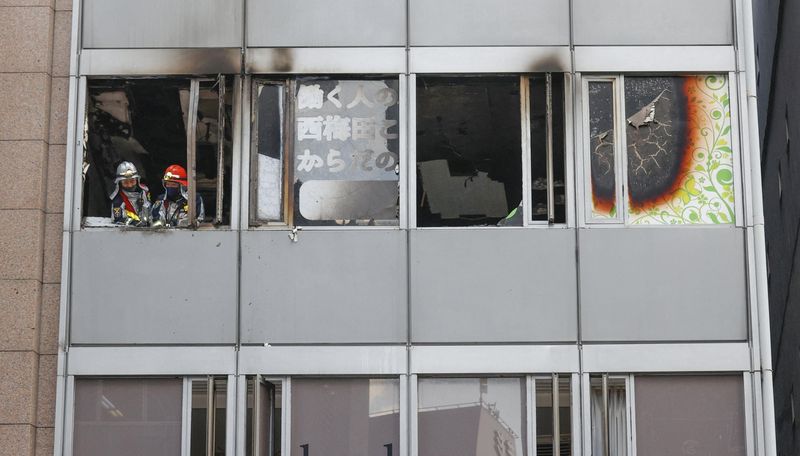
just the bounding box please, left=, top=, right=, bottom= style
left=1, top=0, right=779, bottom=455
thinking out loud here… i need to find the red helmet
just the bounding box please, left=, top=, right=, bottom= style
left=162, top=164, right=187, bottom=186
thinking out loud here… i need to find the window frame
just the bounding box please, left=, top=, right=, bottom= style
left=578, top=73, right=745, bottom=227
left=245, top=75, right=407, bottom=230
left=410, top=73, right=573, bottom=229
left=76, top=75, right=238, bottom=231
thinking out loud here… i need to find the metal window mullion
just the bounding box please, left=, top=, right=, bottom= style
left=580, top=373, right=591, bottom=456
left=187, top=79, right=200, bottom=227
left=409, top=375, right=418, bottom=456
left=546, top=73, right=555, bottom=224
left=284, top=378, right=292, bottom=456
left=571, top=374, right=582, bottom=456
left=226, top=375, right=236, bottom=456
left=182, top=378, right=193, bottom=456
left=207, top=376, right=215, bottom=456
left=626, top=375, right=635, bottom=456
left=520, top=75, right=533, bottom=226
left=62, top=376, right=76, bottom=456
left=254, top=376, right=262, bottom=456
left=285, top=80, right=297, bottom=228
left=602, top=374, right=609, bottom=456
left=215, top=75, right=227, bottom=225
left=616, top=75, right=628, bottom=225
left=399, top=74, right=409, bottom=229
left=552, top=373, right=560, bottom=456
left=527, top=376, right=535, bottom=456
left=236, top=375, right=248, bottom=456
left=408, top=75, right=417, bottom=228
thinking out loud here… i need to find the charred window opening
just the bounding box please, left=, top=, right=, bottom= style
left=251, top=77, right=400, bottom=227
left=416, top=76, right=521, bottom=227
left=246, top=377, right=282, bottom=456
left=416, top=75, right=565, bottom=227
left=583, top=75, right=736, bottom=225
left=83, top=77, right=234, bottom=228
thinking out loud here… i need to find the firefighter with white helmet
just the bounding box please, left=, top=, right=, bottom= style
left=151, top=164, right=205, bottom=228
left=109, top=161, right=151, bottom=226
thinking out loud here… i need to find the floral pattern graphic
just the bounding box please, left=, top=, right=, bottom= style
left=628, top=75, right=735, bottom=225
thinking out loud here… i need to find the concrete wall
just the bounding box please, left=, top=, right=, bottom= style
left=0, top=1, right=71, bottom=455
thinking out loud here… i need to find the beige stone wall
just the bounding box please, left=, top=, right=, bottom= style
left=0, top=0, right=71, bottom=455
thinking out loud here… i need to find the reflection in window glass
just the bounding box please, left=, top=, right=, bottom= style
left=590, top=376, right=627, bottom=456
left=191, top=377, right=227, bottom=456
left=624, top=75, right=735, bottom=225
left=587, top=81, right=617, bottom=220
left=634, top=375, right=745, bottom=455
left=291, top=378, right=400, bottom=456
left=293, top=79, right=400, bottom=226
left=535, top=377, right=571, bottom=456
left=416, top=77, right=522, bottom=227
left=83, top=78, right=233, bottom=227
left=418, top=378, right=527, bottom=456
left=73, top=378, right=182, bottom=456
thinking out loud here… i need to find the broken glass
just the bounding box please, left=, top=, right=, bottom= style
left=530, top=75, right=566, bottom=223
left=292, top=78, right=400, bottom=226
left=416, top=76, right=522, bottom=227
left=83, top=78, right=233, bottom=227
left=252, top=83, right=286, bottom=223
left=587, top=81, right=617, bottom=219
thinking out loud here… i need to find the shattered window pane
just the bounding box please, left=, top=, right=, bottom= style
left=83, top=78, right=233, bottom=228
left=253, top=83, right=285, bottom=222
left=625, top=75, right=735, bottom=225
left=293, top=79, right=400, bottom=226
left=416, top=76, right=522, bottom=227
left=530, top=75, right=567, bottom=223
left=587, top=81, right=617, bottom=219
left=418, top=378, right=527, bottom=456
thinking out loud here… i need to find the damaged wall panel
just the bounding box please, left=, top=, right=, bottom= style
left=247, top=0, right=406, bottom=47
left=82, top=0, right=242, bottom=49
left=573, top=0, right=733, bottom=46
left=410, top=229, right=577, bottom=343
left=409, top=0, right=569, bottom=46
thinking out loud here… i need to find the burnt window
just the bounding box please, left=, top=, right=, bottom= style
left=582, top=75, right=736, bottom=225
left=251, top=77, right=400, bottom=227
left=83, top=77, right=234, bottom=228
left=415, top=75, right=566, bottom=227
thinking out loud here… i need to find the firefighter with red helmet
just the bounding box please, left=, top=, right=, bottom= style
left=151, top=164, right=205, bottom=227
left=110, top=161, right=151, bottom=226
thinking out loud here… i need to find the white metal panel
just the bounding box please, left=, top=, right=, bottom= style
left=247, top=0, right=405, bottom=47
left=82, top=0, right=242, bottom=48
left=409, top=0, right=569, bottom=46
left=572, top=0, right=733, bottom=45
left=581, top=343, right=751, bottom=373
left=238, top=346, right=407, bottom=375
left=66, top=347, right=236, bottom=375
left=409, top=47, right=570, bottom=73
left=409, top=345, right=579, bottom=374
left=573, top=46, right=736, bottom=73
left=246, top=48, right=406, bottom=74
left=79, top=48, right=242, bottom=76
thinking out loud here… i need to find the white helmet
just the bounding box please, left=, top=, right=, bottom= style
left=114, top=161, right=140, bottom=184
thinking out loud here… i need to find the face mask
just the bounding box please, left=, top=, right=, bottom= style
left=166, top=186, right=181, bottom=200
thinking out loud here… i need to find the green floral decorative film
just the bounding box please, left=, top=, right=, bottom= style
left=627, top=75, right=735, bottom=225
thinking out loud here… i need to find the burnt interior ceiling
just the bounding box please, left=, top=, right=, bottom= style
left=416, top=76, right=522, bottom=227
left=624, top=77, right=689, bottom=209
left=84, top=79, right=233, bottom=222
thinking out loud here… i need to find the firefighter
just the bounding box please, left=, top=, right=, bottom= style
left=109, top=161, right=151, bottom=226
left=151, top=164, right=205, bottom=227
